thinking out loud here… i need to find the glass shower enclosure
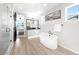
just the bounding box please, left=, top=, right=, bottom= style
left=0, top=4, right=13, bottom=54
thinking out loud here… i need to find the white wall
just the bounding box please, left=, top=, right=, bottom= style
left=59, top=20, right=79, bottom=54
left=40, top=3, right=79, bottom=54
left=40, top=4, right=71, bottom=33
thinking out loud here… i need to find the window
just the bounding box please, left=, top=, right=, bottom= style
left=65, top=4, right=79, bottom=21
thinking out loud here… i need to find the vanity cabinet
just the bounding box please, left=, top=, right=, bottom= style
left=28, top=30, right=40, bottom=39
left=40, top=33, right=58, bottom=49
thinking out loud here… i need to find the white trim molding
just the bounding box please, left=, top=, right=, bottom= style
left=59, top=43, right=79, bottom=54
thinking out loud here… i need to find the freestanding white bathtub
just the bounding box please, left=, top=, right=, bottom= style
left=40, top=33, right=58, bottom=49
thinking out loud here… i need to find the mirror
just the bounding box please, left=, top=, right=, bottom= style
left=26, top=19, right=40, bottom=30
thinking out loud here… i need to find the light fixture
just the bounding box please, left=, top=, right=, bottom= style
left=20, top=7, right=22, bottom=10
left=43, top=4, right=47, bottom=7
left=27, top=12, right=37, bottom=18
left=27, top=11, right=43, bottom=18
left=37, top=11, right=43, bottom=14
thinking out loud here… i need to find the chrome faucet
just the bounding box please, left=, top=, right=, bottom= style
left=48, top=30, right=53, bottom=36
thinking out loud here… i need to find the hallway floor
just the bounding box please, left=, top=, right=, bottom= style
left=9, top=37, right=76, bottom=55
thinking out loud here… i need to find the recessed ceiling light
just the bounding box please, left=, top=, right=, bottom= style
left=20, top=7, right=22, bottom=10
left=26, top=11, right=42, bottom=18
left=43, top=4, right=47, bottom=7
left=37, top=11, right=43, bottom=14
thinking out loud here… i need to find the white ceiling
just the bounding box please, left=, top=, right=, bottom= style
left=7, top=3, right=60, bottom=15
left=12, top=3, right=60, bottom=13
left=4, top=3, right=71, bottom=18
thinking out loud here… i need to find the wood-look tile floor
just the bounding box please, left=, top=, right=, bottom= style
left=9, top=37, right=76, bottom=55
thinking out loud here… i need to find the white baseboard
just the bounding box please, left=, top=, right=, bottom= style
left=59, top=43, right=79, bottom=54
left=5, top=42, right=13, bottom=55
left=28, top=35, right=39, bottom=39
